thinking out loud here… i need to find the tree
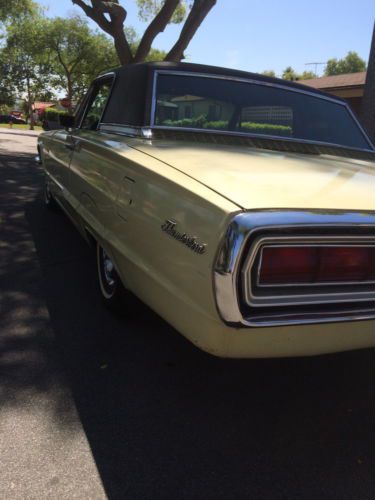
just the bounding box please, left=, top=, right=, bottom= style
left=1, top=14, right=53, bottom=129
left=44, top=16, right=167, bottom=109
left=262, top=69, right=316, bottom=80
left=71, top=0, right=217, bottom=65
left=44, top=16, right=119, bottom=112
left=299, top=70, right=315, bottom=80
left=361, top=23, right=375, bottom=144
left=0, top=0, right=35, bottom=22
left=262, top=70, right=276, bottom=77
left=325, top=51, right=367, bottom=76
left=282, top=66, right=299, bottom=81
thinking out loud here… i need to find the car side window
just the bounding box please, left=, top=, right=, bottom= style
left=81, top=79, right=112, bottom=131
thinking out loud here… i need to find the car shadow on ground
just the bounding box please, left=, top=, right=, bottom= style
left=2, top=153, right=375, bottom=499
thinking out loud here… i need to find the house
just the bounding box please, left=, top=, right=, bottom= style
left=302, top=72, right=366, bottom=116
left=32, top=102, right=55, bottom=117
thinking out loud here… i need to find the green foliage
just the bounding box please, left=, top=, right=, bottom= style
left=42, top=107, right=67, bottom=122
left=42, top=16, right=119, bottom=105
left=163, top=114, right=207, bottom=127
left=280, top=68, right=319, bottom=81
left=136, top=0, right=187, bottom=24
left=1, top=12, right=53, bottom=129
left=325, top=51, right=367, bottom=76
left=161, top=116, right=292, bottom=136
left=0, top=104, right=11, bottom=114
left=262, top=70, right=276, bottom=77
left=239, top=122, right=292, bottom=136
left=265, top=52, right=367, bottom=82
left=143, top=47, right=167, bottom=61
left=0, top=0, right=36, bottom=22
left=204, top=120, right=291, bottom=136
left=282, top=66, right=299, bottom=81
left=299, top=71, right=316, bottom=80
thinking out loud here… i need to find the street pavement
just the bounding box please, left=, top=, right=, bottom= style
left=1, top=127, right=375, bottom=499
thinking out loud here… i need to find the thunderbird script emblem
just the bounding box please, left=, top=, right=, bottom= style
left=161, top=219, right=206, bottom=255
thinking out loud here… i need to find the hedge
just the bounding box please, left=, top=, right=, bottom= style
left=161, top=117, right=292, bottom=136
left=43, top=108, right=68, bottom=122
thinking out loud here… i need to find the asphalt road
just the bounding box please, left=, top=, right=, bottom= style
left=1, top=128, right=375, bottom=500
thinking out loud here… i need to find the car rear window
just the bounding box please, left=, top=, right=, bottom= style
left=154, top=73, right=370, bottom=150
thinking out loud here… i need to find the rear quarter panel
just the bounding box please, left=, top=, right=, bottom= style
left=71, top=132, right=240, bottom=353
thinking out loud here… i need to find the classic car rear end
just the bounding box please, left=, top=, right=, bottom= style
left=37, top=62, right=375, bottom=358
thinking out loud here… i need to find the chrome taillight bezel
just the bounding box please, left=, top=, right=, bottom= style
left=241, top=235, right=375, bottom=308
left=214, top=210, right=375, bottom=327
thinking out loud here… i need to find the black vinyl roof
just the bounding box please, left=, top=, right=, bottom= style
left=101, top=61, right=344, bottom=127
left=104, top=61, right=339, bottom=99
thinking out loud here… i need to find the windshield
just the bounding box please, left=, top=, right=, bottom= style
left=154, top=73, right=370, bottom=150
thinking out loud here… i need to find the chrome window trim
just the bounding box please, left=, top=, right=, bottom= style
left=78, top=72, right=116, bottom=131
left=241, top=235, right=375, bottom=308
left=214, top=210, right=375, bottom=327
left=99, top=123, right=153, bottom=139
left=150, top=70, right=374, bottom=151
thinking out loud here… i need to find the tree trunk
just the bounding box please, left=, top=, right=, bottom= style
left=361, top=22, right=375, bottom=145
left=27, top=76, right=34, bottom=131
left=67, top=74, right=73, bottom=114
left=113, top=27, right=133, bottom=65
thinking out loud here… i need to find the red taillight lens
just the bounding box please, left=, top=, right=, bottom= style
left=259, top=246, right=375, bottom=285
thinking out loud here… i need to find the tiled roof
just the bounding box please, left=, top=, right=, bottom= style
left=32, top=102, right=55, bottom=110
left=302, top=72, right=367, bottom=90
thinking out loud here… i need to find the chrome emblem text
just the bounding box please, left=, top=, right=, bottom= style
left=161, top=219, right=206, bottom=255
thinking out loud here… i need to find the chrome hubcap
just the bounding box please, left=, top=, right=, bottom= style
left=102, top=251, right=115, bottom=286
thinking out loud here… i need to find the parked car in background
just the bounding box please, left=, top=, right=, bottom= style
left=0, top=114, right=26, bottom=124
left=37, top=62, right=375, bottom=358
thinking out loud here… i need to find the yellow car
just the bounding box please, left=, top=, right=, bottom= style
left=37, top=62, right=375, bottom=358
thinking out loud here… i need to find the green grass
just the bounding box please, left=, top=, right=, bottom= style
left=0, top=123, right=43, bottom=131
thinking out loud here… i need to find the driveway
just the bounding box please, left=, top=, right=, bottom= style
left=1, top=128, right=375, bottom=499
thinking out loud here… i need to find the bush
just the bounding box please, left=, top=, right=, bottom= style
left=240, top=122, right=292, bottom=137
left=43, top=107, right=68, bottom=122
left=163, top=114, right=207, bottom=128
left=204, top=121, right=227, bottom=130
left=162, top=116, right=292, bottom=137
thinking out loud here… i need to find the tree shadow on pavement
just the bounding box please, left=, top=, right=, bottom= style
left=2, top=152, right=375, bottom=499
left=0, top=153, right=81, bottom=427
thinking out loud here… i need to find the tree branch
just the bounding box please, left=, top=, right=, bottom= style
left=165, top=0, right=216, bottom=62
left=72, top=0, right=112, bottom=34
left=72, top=0, right=133, bottom=64
left=134, top=0, right=180, bottom=63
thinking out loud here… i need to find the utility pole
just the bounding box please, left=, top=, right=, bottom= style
left=361, top=22, right=375, bottom=145
left=305, top=62, right=326, bottom=77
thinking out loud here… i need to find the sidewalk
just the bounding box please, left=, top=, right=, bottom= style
left=0, top=127, right=41, bottom=136
left=0, top=128, right=41, bottom=155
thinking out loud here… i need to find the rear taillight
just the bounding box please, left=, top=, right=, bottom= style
left=259, top=246, right=375, bottom=285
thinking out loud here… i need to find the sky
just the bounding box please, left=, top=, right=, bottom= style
left=37, top=0, right=374, bottom=77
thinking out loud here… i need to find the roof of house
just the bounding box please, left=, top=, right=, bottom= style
left=32, top=102, right=55, bottom=111
left=302, top=72, right=367, bottom=90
